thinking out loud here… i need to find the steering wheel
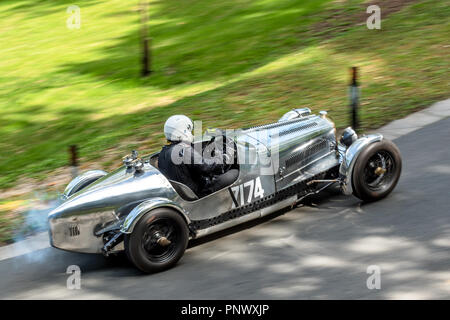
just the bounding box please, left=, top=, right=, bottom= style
left=203, top=132, right=236, bottom=174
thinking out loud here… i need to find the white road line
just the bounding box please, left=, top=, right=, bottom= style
left=0, top=232, right=50, bottom=262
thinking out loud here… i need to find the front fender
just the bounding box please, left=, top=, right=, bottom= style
left=339, top=134, right=383, bottom=195
left=121, top=198, right=189, bottom=234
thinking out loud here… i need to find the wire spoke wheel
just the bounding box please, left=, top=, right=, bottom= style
left=352, top=139, right=402, bottom=202
left=363, top=150, right=395, bottom=192
left=125, top=208, right=189, bottom=273
left=142, top=218, right=179, bottom=264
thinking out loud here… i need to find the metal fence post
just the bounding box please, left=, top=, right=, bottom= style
left=140, top=0, right=151, bottom=77
left=69, top=145, right=79, bottom=178
left=350, top=67, right=359, bottom=131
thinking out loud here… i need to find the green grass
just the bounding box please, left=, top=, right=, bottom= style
left=0, top=0, right=449, bottom=190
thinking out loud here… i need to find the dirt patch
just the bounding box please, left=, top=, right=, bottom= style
left=0, top=162, right=103, bottom=202
left=0, top=209, right=23, bottom=245
left=0, top=169, right=70, bottom=200
left=312, top=0, right=421, bottom=38
left=0, top=137, right=157, bottom=203
left=0, top=129, right=165, bottom=204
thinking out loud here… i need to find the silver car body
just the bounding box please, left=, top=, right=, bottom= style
left=48, top=109, right=383, bottom=254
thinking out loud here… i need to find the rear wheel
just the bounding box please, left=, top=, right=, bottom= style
left=124, top=208, right=189, bottom=273
left=352, top=139, right=402, bottom=202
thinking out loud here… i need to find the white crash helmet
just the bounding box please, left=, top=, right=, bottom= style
left=164, top=115, right=194, bottom=143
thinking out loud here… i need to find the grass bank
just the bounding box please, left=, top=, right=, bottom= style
left=0, top=0, right=448, bottom=192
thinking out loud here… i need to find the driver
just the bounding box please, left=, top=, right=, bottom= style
left=158, top=115, right=238, bottom=198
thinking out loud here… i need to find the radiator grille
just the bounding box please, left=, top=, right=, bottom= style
left=285, top=139, right=328, bottom=169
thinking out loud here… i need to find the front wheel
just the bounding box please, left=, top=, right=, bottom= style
left=124, top=208, right=189, bottom=273
left=352, top=139, right=402, bottom=202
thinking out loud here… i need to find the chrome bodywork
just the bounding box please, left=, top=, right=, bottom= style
left=278, top=108, right=312, bottom=122
left=48, top=110, right=385, bottom=254
left=49, top=164, right=181, bottom=253
left=63, top=170, right=107, bottom=199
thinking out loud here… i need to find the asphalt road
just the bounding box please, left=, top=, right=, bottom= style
left=1, top=117, right=449, bottom=299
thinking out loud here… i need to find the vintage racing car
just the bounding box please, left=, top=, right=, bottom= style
left=48, top=108, right=402, bottom=273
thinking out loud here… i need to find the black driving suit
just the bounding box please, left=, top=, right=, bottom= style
left=158, top=141, right=238, bottom=197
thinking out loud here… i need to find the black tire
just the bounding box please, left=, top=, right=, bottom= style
left=352, top=139, right=402, bottom=202
left=124, top=208, right=189, bottom=273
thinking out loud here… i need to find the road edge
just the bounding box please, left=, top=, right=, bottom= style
left=372, top=98, right=450, bottom=140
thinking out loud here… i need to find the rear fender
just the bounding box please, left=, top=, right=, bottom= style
left=120, top=198, right=189, bottom=234
left=339, top=134, right=383, bottom=195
